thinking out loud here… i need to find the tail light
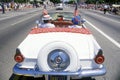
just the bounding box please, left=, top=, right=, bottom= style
left=14, top=49, right=24, bottom=63
left=94, top=49, right=105, bottom=64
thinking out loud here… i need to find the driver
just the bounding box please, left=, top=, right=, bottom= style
left=40, top=15, right=55, bottom=28
left=57, top=15, right=64, bottom=21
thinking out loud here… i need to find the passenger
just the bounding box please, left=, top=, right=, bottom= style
left=69, top=15, right=82, bottom=28
left=40, top=15, right=55, bottom=28
left=71, top=15, right=81, bottom=25
left=69, top=3, right=85, bottom=28
left=57, top=15, right=64, bottom=21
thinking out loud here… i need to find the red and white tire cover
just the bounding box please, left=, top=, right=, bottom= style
left=37, top=41, right=79, bottom=72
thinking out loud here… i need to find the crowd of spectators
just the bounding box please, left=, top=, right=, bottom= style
left=78, top=3, right=120, bottom=15
left=0, top=2, right=52, bottom=14
left=0, top=2, right=44, bottom=11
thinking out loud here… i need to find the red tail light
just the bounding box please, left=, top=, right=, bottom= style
left=94, top=55, right=105, bottom=64
left=14, top=49, right=24, bottom=63
left=94, top=49, right=105, bottom=64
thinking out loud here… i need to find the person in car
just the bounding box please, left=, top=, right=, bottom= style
left=72, top=15, right=81, bottom=25
left=68, top=15, right=86, bottom=28
left=57, top=15, right=64, bottom=21
left=68, top=15, right=82, bottom=28
left=40, top=15, right=55, bottom=28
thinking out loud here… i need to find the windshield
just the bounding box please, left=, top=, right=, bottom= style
left=49, top=12, right=74, bottom=20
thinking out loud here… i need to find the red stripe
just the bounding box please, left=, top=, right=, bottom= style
left=30, top=28, right=91, bottom=34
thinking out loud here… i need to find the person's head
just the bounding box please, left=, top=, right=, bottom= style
left=72, top=15, right=80, bottom=25
left=42, top=15, right=52, bottom=23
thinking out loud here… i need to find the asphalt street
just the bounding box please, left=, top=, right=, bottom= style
left=0, top=7, right=53, bottom=80
left=0, top=7, right=43, bottom=21
left=0, top=6, right=120, bottom=80
left=80, top=9, right=120, bottom=80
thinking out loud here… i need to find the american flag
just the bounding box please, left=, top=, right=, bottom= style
left=74, top=3, right=79, bottom=16
left=42, top=9, right=48, bottom=15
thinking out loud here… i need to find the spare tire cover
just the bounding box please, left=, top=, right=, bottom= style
left=37, top=41, right=79, bottom=72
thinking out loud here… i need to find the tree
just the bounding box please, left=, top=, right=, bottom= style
left=67, top=0, right=74, bottom=4
left=104, top=0, right=120, bottom=4
left=86, top=0, right=96, bottom=4
left=50, top=0, right=61, bottom=3
left=85, top=0, right=120, bottom=4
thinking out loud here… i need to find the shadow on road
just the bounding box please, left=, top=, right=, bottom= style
left=9, top=74, right=44, bottom=80
left=9, top=74, right=96, bottom=80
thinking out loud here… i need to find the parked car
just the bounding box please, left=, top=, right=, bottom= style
left=13, top=11, right=106, bottom=80
left=56, top=3, right=63, bottom=10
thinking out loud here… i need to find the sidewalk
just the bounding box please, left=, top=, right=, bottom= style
left=90, top=9, right=120, bottom=16
left=0, top=7, right=43, bottom=21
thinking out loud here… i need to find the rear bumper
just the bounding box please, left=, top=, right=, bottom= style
left=13, top=64, right=106, bottom=77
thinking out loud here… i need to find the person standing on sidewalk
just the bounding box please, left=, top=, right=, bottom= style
left=103, top=4, right=108, bottom=14
left=1, top=2, right=5, bottom=14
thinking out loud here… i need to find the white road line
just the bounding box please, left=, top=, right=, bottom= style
left=10, top=8, right=52, bottom=26
left=86, top=20, right=120, bottom=49
left=94, top=13, right=120, bottom=24
left=11, top=13, right=39, bottom=26
left=84, top=10, right=120, bottom=24
left=0, top=13, right=23, bottom=21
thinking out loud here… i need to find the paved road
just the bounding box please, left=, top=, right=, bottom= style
left=0, top=7, right=120, bottom=80
left=80, top=9, right=120, bottom=80
left=0, top=7, right=54, bottom=80
left=0, top=8, right=43, bottom=21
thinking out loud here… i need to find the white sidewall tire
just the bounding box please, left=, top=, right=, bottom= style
left=37, top=41, right=79, bottom=72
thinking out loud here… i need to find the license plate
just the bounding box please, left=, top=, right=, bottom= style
left=48, top=75, right=67, bottom=80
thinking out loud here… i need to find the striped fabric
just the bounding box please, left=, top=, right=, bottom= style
left=30, top=28, right=91, bottom=34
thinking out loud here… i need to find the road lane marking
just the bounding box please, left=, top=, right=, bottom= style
left=95, top=13, right=120, bottom=24
left=0, top=9, right=43, bottom=21
left=86, top=20, right=120, bottom=49
left=11, top=13, right=39, bottom=26
left=10, top=8, right=53, bottom=26
left=87, top=10, right=120, bottom=24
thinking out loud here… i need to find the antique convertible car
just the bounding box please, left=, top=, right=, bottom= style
left=13, top=11, right=106, bottom=80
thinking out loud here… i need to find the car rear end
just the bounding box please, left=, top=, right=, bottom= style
left=56, top=3, right=63, bottom=10
left=13, top=28, right=106, bottom=80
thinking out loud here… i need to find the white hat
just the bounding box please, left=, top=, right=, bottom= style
left=42, top=15, right=52, bottom=20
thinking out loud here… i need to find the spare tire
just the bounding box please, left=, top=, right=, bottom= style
left=37, top=41, right=79, bottom=72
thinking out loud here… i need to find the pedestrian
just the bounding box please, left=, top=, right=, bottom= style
left=103, top=4, right=108, bottom=14
left=113, top=7, right=118, bottom=15
left=1, top=2, right=5, bottom=14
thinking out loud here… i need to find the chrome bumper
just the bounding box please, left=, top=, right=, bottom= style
left=13, top=64, right=106, bottom=77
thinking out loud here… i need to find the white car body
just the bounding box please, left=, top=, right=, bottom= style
left=13, top=27, right=106, bottom=79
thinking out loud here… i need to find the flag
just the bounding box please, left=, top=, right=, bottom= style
left=42, top=9, right=48, bottom=15
left=74, top=3, right=79, bottom=16
left=72, top=3, right=81, bottom=25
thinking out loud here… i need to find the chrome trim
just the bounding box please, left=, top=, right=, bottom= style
left=13, top=64, right=106, bottom=77
left=48, top=49, right=70, bottom=71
